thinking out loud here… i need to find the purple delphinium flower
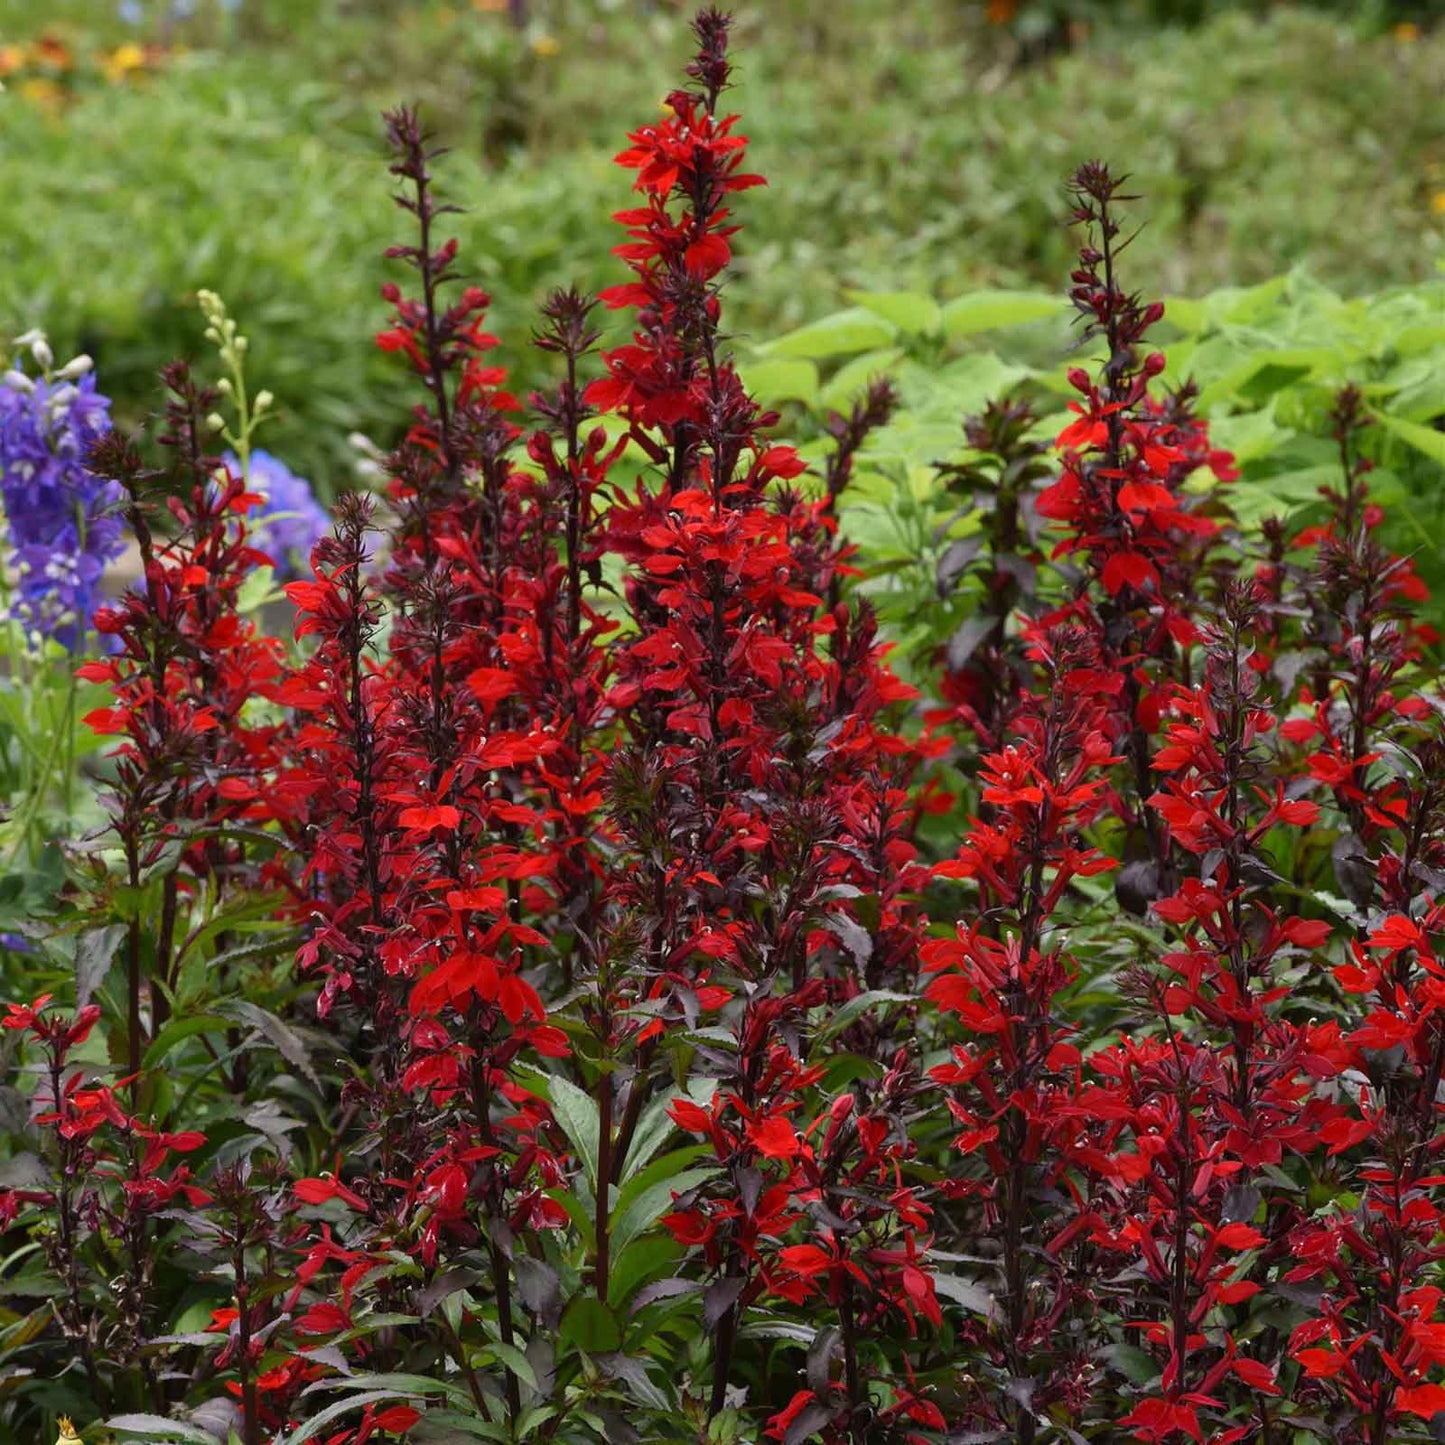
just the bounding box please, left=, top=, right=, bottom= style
left=224, top=449, right=330, bottom=579
left=0, top=365, right=125, bottom=650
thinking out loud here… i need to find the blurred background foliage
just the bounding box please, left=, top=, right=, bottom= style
left=0, top=0, right=1441, bottom=489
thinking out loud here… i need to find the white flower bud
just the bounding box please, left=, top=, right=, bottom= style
left=255, top=390, right=273, bottom=411
left=30, top=338, right=52, bottom=370
left=206, top=413, right=227, bottom=433
left=54, top=354, right=93, bottom=380
left=215, top=377, right=233, bottom=394
left=3, top=370, right=34, bottom=394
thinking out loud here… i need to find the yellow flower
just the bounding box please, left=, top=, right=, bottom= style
left=102, top=42, right=147, bottom=83
left=531, top=33, right=560, bottom=57
left=1394, top=21, right=1421, bottom=43
left=17, top=77, right=63, bottom=111
left=56, top=1418, right=81, bottom=1445
left=0, top=44, right=23, bottom=77
left=1431, top=191, right=1445, bottom=217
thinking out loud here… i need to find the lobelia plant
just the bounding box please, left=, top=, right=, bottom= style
left=7, top=12, right=1445, bottom=1445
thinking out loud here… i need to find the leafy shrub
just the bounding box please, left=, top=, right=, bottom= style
left=4, top=9, right=1445, bottom=1445
left=748, top=264, right=1445, bottom=662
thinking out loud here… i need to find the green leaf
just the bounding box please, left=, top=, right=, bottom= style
left=816, top=988, right=913, bottom=1041
left=543, top=1074, right=601, bottom=1186
left=305, top=1372, right=468, bottom=1400
left=760, top=307, right=897, bottom=361
left=278, top=1392, right=400, bottom=1445
left=941, top=290, right=1061, bottom=338
left=1374, top=411, right=1445, bottom=469
left=479, top=1339, right=539, bottom=1391
left=559, top=1294, right=622, bottom=1353
left=611, top=1162, right=717, bottom=1257
left=620, top=1091, right=682, bottom=1181
left=143, top=1014, right=230, bottom=1070
left=107, top=1415, right=225, bottom=1445
left=931, top=1273, right=992, bottom=1316
left=218, top=999, right=320, bottom=1088
left=74, top=924, right=124, bottom=1008
left=819, top=348, right=905, bottom=413
left=742, top=357, right=819, bottom=406
left=847, top=290, right=941, bottom=335
left=1160, top=296, right=1208, bottom=335
left=607, top=1234, right=683, bottom=1310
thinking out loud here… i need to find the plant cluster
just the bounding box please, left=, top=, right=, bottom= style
left=2, top=11, right=1445, bottom=1445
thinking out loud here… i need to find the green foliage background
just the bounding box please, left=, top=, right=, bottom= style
left=0, top=0, right=1442, bottom=488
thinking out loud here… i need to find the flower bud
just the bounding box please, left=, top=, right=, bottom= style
left=206, top=413, right=226, bottom=433
left=55, top=354, right=93, bottom=380
left=255, top=390, right=274, bottom=412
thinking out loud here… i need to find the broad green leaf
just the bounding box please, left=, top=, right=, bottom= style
left=543, top=1074, right=601, bottom=1186
left=108, top=1415, right=227, bottom=1445
left=607, top=1234, right=683, bottom=1310
left=611, top=1163, right=717, bottom=1256
left=819, top=347, right=905, bottom=413
left=621, top=1090, right=682, bottom=1181
left=760, top=307, right=897, bottom=360
left=1160, top=296, right=1208, bottom=334
left=421, top=1411, right=510, bottom=1443
left=479, top=1339, right=539, bottom=1392
left=742, top=357, right=819, bottom=406
left=847, top=290, right=941, bottom=335
left=1214, top=273, right=1293, bottom=326
left=1375, top=411, right=1445, bottom=470
left=559, top=1294, right=622, bottom=1353
left=941, top=290, right=1061, bottom=338
left=143, top=1014, right=230, bottom=1070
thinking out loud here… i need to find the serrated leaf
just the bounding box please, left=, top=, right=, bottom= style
left=75, top=924, right=123, bottom=1008
left=218, top=1000, right=320, bottom=1088
left=931, top=1272, right=993, bottom=1316
left=543, top=1074, right=601, bottom=1185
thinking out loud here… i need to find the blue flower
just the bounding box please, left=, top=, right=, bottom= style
left=225, top=449, right=329, bottom=579
left=0, top=365, right=125, bottom=650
